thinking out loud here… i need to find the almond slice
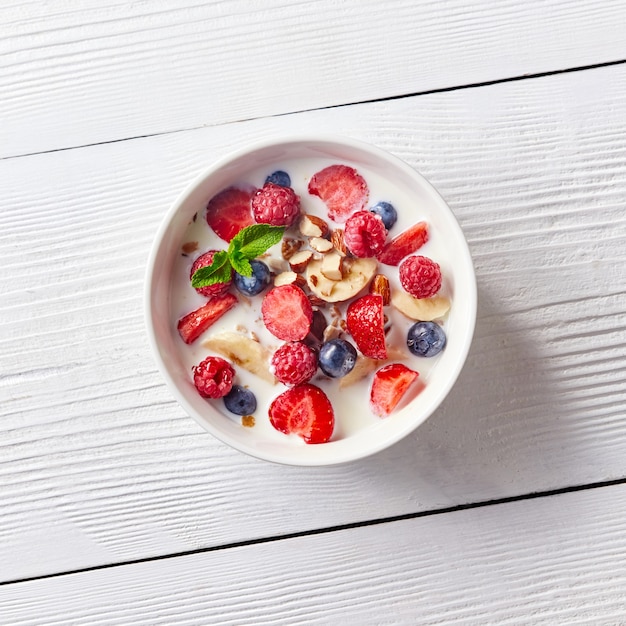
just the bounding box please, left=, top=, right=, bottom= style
left=281, top=237, right=304, bottom=260
left=288, top=249, right=313, bottom=273
left=331, top=229, right=348, bottom=256
left=309, top=237, right=334, bottom=253
left=369, top=274, right=391, bottom=306
left=391, top=290, right=451, bottom=321
left=274, top=271, right=298, bottom=286
left=299, top=214, right=329, bottom=238
left=320, top=251, right=344, bottom=281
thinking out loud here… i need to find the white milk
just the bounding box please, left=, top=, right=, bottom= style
left=170, top=157, right=452, bottom=444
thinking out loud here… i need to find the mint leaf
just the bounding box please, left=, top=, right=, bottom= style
left=190, top=250, right=232, bottom=287
left=229, top=224, right=285, bottom=260
left=230, top=248, right=253, bottom=276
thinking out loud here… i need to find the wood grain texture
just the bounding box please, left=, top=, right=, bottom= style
left=1, top=64, right=626, bottom=580
left=2, top=0, right=626, bottom=157
left=3, top=484, right=626, bottom=624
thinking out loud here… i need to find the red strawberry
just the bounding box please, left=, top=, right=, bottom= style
left=308, top=164, right=369, bottom=223
left=269, top=384, right=335, bottom=444
left=261, top=284, right=313, bottom=341
left=206, top=185, right=256, bottom=242
left=346, top=294, right=387, bottom=360
left=370, top=363, right=419, bottom=417
left=177, top=293, right=238, bottom=344
left=376, top=221, right=429, bottom=266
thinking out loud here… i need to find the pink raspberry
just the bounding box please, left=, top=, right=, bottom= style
left=344, top=210, right=387, bottom=258
left=399, top=255, right=442, bottom=299
left=271, top=341, right=318, bottom=386
left=190, top=250, right=233, bottom=298
left=193, top=356, right=235, bottom=398
left=252, top=182, right=300, bottom=227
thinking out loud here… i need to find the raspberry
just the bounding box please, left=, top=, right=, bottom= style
left=343, top=211, right=387, bottom=258
left=252, top=182, right=300, bottom=227
left=190, top=250, right=233, bottom=298
left=271, top=341, right=318, bottom=386
left=399, top=255, right=442, bottom=299
left=193, top=356, right=235, bottom=399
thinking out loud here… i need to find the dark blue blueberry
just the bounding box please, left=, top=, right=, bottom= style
left=265, top=170, right=291, bottom=188
left=223, top=385, right=257, bottom=415
left=234, top=260, right=271, bottom=296
left=407, top=321, right=446, bottom=357
left=318, top=339, right=357, bottom=378
left=370, top=201, right=397, bottom=230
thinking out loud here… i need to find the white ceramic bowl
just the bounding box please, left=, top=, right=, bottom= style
left=145, top=135, right=476, bottom=465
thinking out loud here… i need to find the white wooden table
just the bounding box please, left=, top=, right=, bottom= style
left=1, top=1, right=626, bottom=623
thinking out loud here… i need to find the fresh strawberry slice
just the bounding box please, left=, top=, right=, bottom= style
left=261, top=284, right=313, bottom=341
left=370, top=363, right=419, bottom=417
left=377, top=221, right=429, bottom=266
left=177, top=293, right=237, bottom=344
left=206, top=185, right=256, bottom=242
left=346, top=294, right=387, bottom=359
left=308, top=164, right=369, bottom=223
left=269, top=384, right=335, bottom=444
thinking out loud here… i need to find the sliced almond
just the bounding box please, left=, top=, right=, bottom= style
left=391, top=290, right=451, bottom=321
left=309, top=237, right=334, bottom=253
left=331, top=229, right=348, bottom=256
left=274, top=271, right=298, bottom=286
left=306, top=257, right=377, bottom=302
left=288, top=249, right=313, bottom=273
left=320, top=251, right=344, bottom=281
left=281, top=237, right=304, bottom=260
left=369, top=274, right=391, bottom=306
left=299, top=214, right=329, bottom=238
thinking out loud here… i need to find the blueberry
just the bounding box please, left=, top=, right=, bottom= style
left=265, top=170, right=291, bottom=188
left=407, top=321, right=446, bottom=357
left=370, top=201, right=397, bottom=230
left=234, top=260, right=271, bottom=296
left=318, top=339, right=357, bottom=378
left=223, top=385, right=257, bottom=415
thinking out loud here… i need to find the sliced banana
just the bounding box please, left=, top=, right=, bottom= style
left=391, top=290, right=451, bottom=321
left=306, top=257, right=377, bottom=303
left=202, top=331, right=276, bottom=384
left=339, top=347, right=406, bottom=389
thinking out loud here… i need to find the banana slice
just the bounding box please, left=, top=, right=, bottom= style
left=339, top=347, right=406, bottom=388
left=202, top=332, right=276, bottom=384
left=306, top=257, right=377, bottom=302
left=391, top=290, right=450, bottom=321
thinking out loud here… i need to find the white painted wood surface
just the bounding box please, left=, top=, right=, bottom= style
left=2, top=0, right=626, bottom=157
left=3, top=484, right=626, bottom=625
left=2, top=63, right=626, bottom=582
left=3, top=0, right=626, bottom=620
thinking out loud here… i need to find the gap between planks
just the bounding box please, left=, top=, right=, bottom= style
left=2, top=476, right=625, bottom=588
left=1, top=58, right=625, bottom=163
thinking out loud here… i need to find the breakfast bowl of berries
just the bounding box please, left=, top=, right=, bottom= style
left=145, top=135, right=476, bottom=465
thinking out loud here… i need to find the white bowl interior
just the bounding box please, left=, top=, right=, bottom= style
left=145, top=136, right=476, bottom=465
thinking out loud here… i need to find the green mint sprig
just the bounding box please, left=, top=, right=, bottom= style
left=191, top=224, right=285, bottom=288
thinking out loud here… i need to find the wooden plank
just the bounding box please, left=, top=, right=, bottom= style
left=1, top=64, right=626, bottom=580
left=2, top=0, right=626, bottom=157
left=3, top=484, right=626, bottom=624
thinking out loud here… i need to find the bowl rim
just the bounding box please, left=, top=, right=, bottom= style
left=144, top=134, right=477, bottom=466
